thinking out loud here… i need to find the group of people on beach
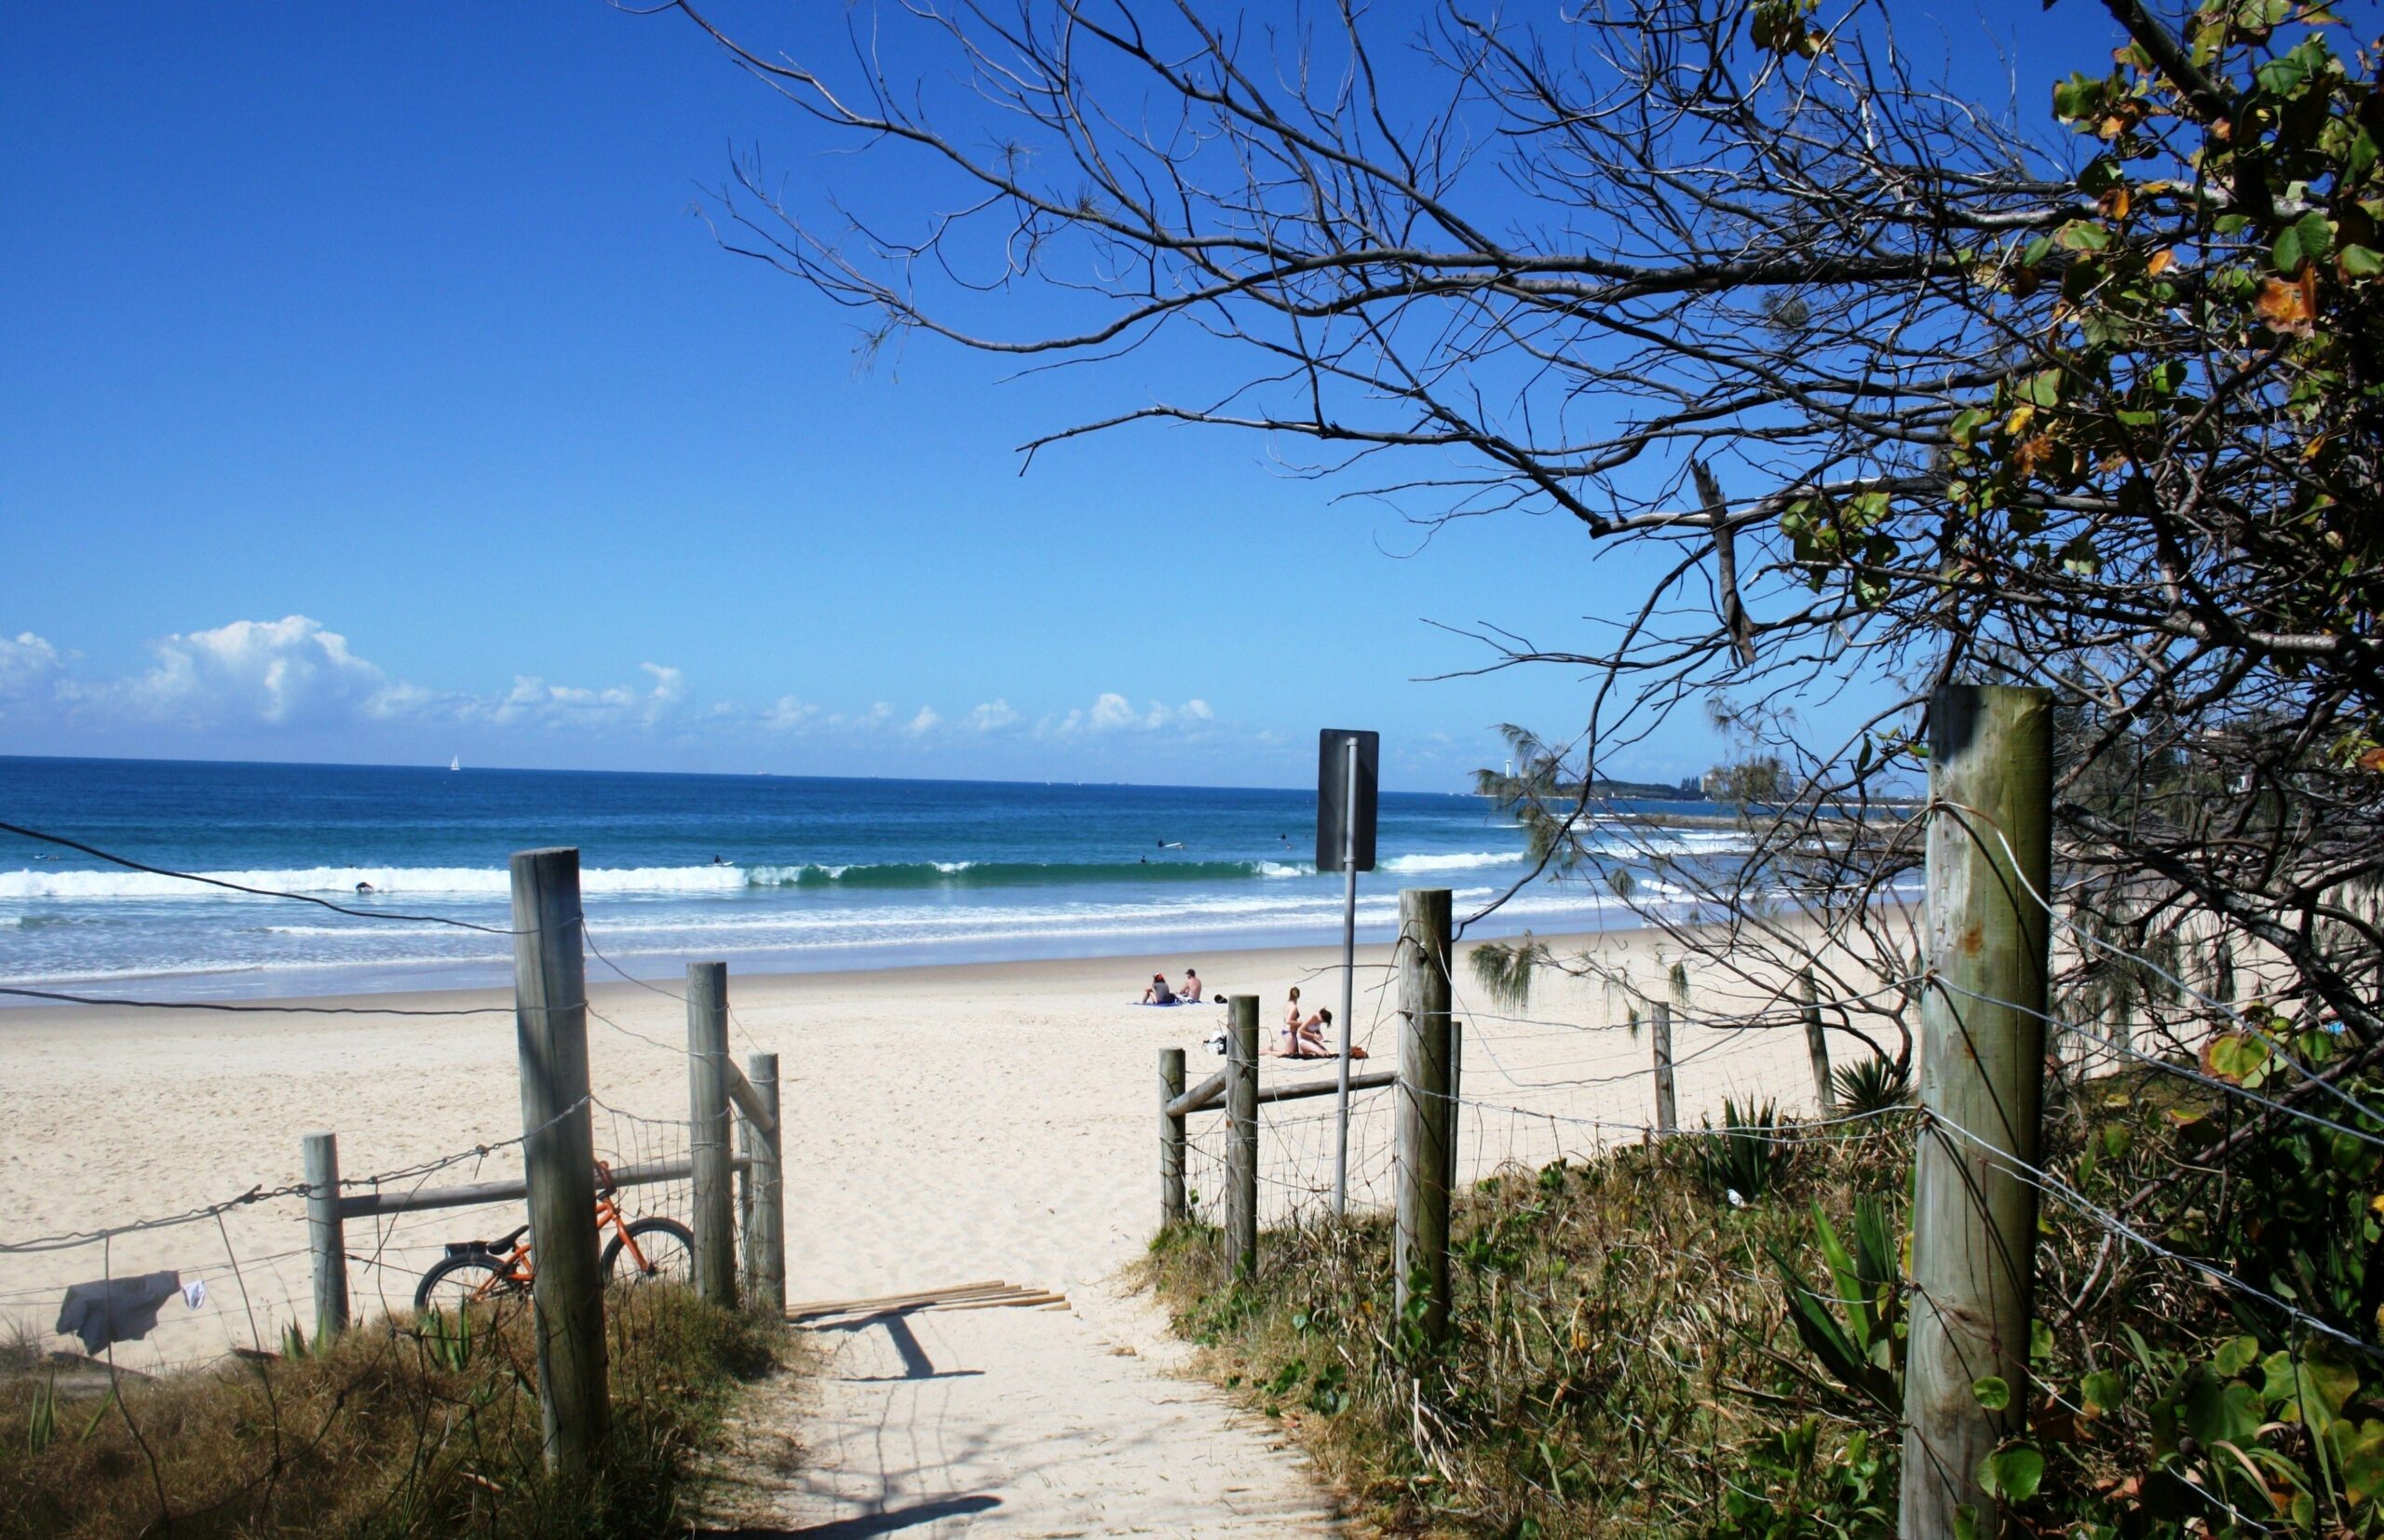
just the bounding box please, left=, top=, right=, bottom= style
left=1140, top=967, right=1206, bottom=1005
left=1276, top=985, right=1364, bottom=1060
left=1134, top=967, right=1363, bottom=1060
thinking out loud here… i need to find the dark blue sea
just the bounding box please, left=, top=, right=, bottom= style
left=0, top=756, right=1738, bottom=998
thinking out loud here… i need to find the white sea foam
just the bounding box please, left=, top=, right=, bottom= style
left=0, top=865, right=748, bottom=900
left=1380, top=850, right=1518, bottom=873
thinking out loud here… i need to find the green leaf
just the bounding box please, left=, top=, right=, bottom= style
left=2215, top=1335, right=2260, bottom=1376
left=2056, top=220, right=2112, bottom=252
left=2341, top=243, right=2383, bottom=277
left=2080, top=1368, right=2125, bottom=1417
left=2327, top=1418, right=2384, bottom=1505
left=1972, top=1375, right=2012, bottom=1411
left=1979, top=1445, right=2044, bottom=1502
left=2275, top=211, right=2335, bottom=273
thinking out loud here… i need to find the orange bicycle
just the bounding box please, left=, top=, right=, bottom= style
left=412, top=1161, right=696, bottom=1313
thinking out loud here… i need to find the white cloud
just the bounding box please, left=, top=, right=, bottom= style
left=0, top=632, right=63, bottom=706
left=1047, top=691, right=1217, bottom=737
left=764, top=696, right=820, bottom=732
left=482, top=660, right=688, bottom=731
left=1, top=615, right=1246, bottom=769
left=106, top=615, right=412, bottom=727
left=967, top=699, right=1022, bottom=733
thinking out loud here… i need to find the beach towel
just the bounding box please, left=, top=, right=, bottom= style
left=56, top=1271, right=182, bottom=1355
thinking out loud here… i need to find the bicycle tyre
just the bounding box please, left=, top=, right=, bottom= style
left=602, top=1216, right=697, bottom=1286
left=413, top=1252, right=522, bottom=1315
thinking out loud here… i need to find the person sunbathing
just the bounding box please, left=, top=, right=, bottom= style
left=1141, top=973, right=1178, bottom=1005
left=1289, top=1006, right=1333, bottom=1058
left=1180, top=967, right=1205, bottom=1002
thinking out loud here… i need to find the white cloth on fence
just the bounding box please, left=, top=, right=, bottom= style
left=182, top=1278, right=208, bottom=1311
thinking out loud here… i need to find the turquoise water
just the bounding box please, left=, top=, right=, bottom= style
left=0, top=755, right=1735, bottom=998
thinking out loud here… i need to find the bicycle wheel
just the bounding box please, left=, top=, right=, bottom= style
left=413, top=1252, right=522, bottom=1316
left=602, top=1217, right=696, bottom=1287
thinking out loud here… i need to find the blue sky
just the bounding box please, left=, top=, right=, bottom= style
left=0, top=2, right=2132, bottom=791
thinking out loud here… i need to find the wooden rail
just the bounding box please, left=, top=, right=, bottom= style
left=333, top=1153, right=752, bottom=1220
left=1164, top=1066, right=1396, bottom=1119
left=724, top=1059, right=776, bottom=1141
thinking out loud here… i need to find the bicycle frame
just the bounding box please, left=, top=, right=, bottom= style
left=442, top=1163, right=656, bottom=1300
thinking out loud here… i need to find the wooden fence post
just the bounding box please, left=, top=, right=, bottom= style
left=1448, top=1019, right=1464, bottom=1188
left=1394, top=888, right=1454, bottom=1350
left=1803, top=967, right=1835, bottom=1114
left=509, top=847, right=608, bottom=1475
left=685, top=962, right=738, bottom=1309
left=740, top=1052, right=786, bottom=1316
left=1901, top=684, right=2052, bottom=1539
left=1650, top=1000, right=1679, bottom=1134
left=1225, top=997, right=1259, bottom=1277
left=303, top=1131, right=348, bottom=1343
left=1160, top=1047, right=1187, bottom=1228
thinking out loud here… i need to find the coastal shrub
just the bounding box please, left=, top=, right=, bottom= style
left=1145, top=1045, right=2384, bottom=1537
left=1141, top=1123, right=1915, bottom=1535
left=0, top=1283, right=781, bottom=1540
left=1691, top=1097, right=1792, bottom=1205
left=1827, top=1054, right=1911, bottom=1115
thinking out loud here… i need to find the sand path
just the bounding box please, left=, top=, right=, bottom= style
left=698, top=1289, right=1338, bottom=1536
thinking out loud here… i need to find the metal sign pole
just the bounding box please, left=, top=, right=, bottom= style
left=1333, top=735, right=1358, bottom=1216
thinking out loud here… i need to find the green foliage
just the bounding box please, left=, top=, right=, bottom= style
left=21, top=1374, right=52, bottom=1458
left=1142, top=1122, right=1913, bottom=1536
left=421, top=1304, right=476, bottom=1373
left=1766, top=1197, right=1904, bottom=1413
left=1471, top=934, right=1551, bottom=1012
left=1695, top=1097, right=1793, bottom=1205
left=1710, top=1420, right=1890, bottom=1539
left=1829, top=1055, right=1912, bottom=1114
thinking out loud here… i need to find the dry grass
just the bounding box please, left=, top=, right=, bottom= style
left=0, top=1284, right=783, bottom=1539
left=1143, top=1124, right=1916, bottom=1538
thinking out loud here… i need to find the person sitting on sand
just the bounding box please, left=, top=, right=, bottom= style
left=1293, top=1006, right=1368, bottom=1060
left=1180, top=966, right=1204, bottom=1003
left=1277, top=987, right=1306, bottom=1054
left=1141, top=973, right=1177, bottom=1005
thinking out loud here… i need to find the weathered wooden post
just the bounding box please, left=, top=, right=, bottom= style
left=1901, top=684, right=2052, bottom=1540
left=1803, top=967, right=1835, bottom=1114
left=1159, top=1047, right=1187, bottom=1228
left=1448, top=1019, right=1464, bottom=1186
left=740, top=1052, right=786, bottom=1316
left=1225, top=997, right=1259, bottom=1277
left=1650, top=1000, right=1679, bottom=1134
left=1394, top=888, right=1454, bottom=1349
left=685, top=962, right=738, bottom=1308
left=509, top=847, right=608, bottom=1474
left=303, top=1131, right=349, bottom=1343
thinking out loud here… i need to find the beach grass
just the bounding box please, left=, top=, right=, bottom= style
left=1140, top=1120, right=1918, bottom=1536
left=0, top=1284, right=783, bottom=1539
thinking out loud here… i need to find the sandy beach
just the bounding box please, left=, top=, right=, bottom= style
left=0, top=918, right=1861, bottom=1377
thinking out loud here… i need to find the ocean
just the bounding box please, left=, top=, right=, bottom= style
left=0, top=756, right=1737, bottom=1000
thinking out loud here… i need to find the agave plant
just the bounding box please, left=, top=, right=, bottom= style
left=26, top=1368, right=56, bottom=1454
left=1766, top=1196, right=1904, bottom=1412
left=1693, top=1097, right=1791, bottom=1204
left=1830, top=1054, right=1914, bottom=1115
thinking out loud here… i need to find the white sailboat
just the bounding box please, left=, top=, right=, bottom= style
left=449, top=755, right=461, bottom=772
